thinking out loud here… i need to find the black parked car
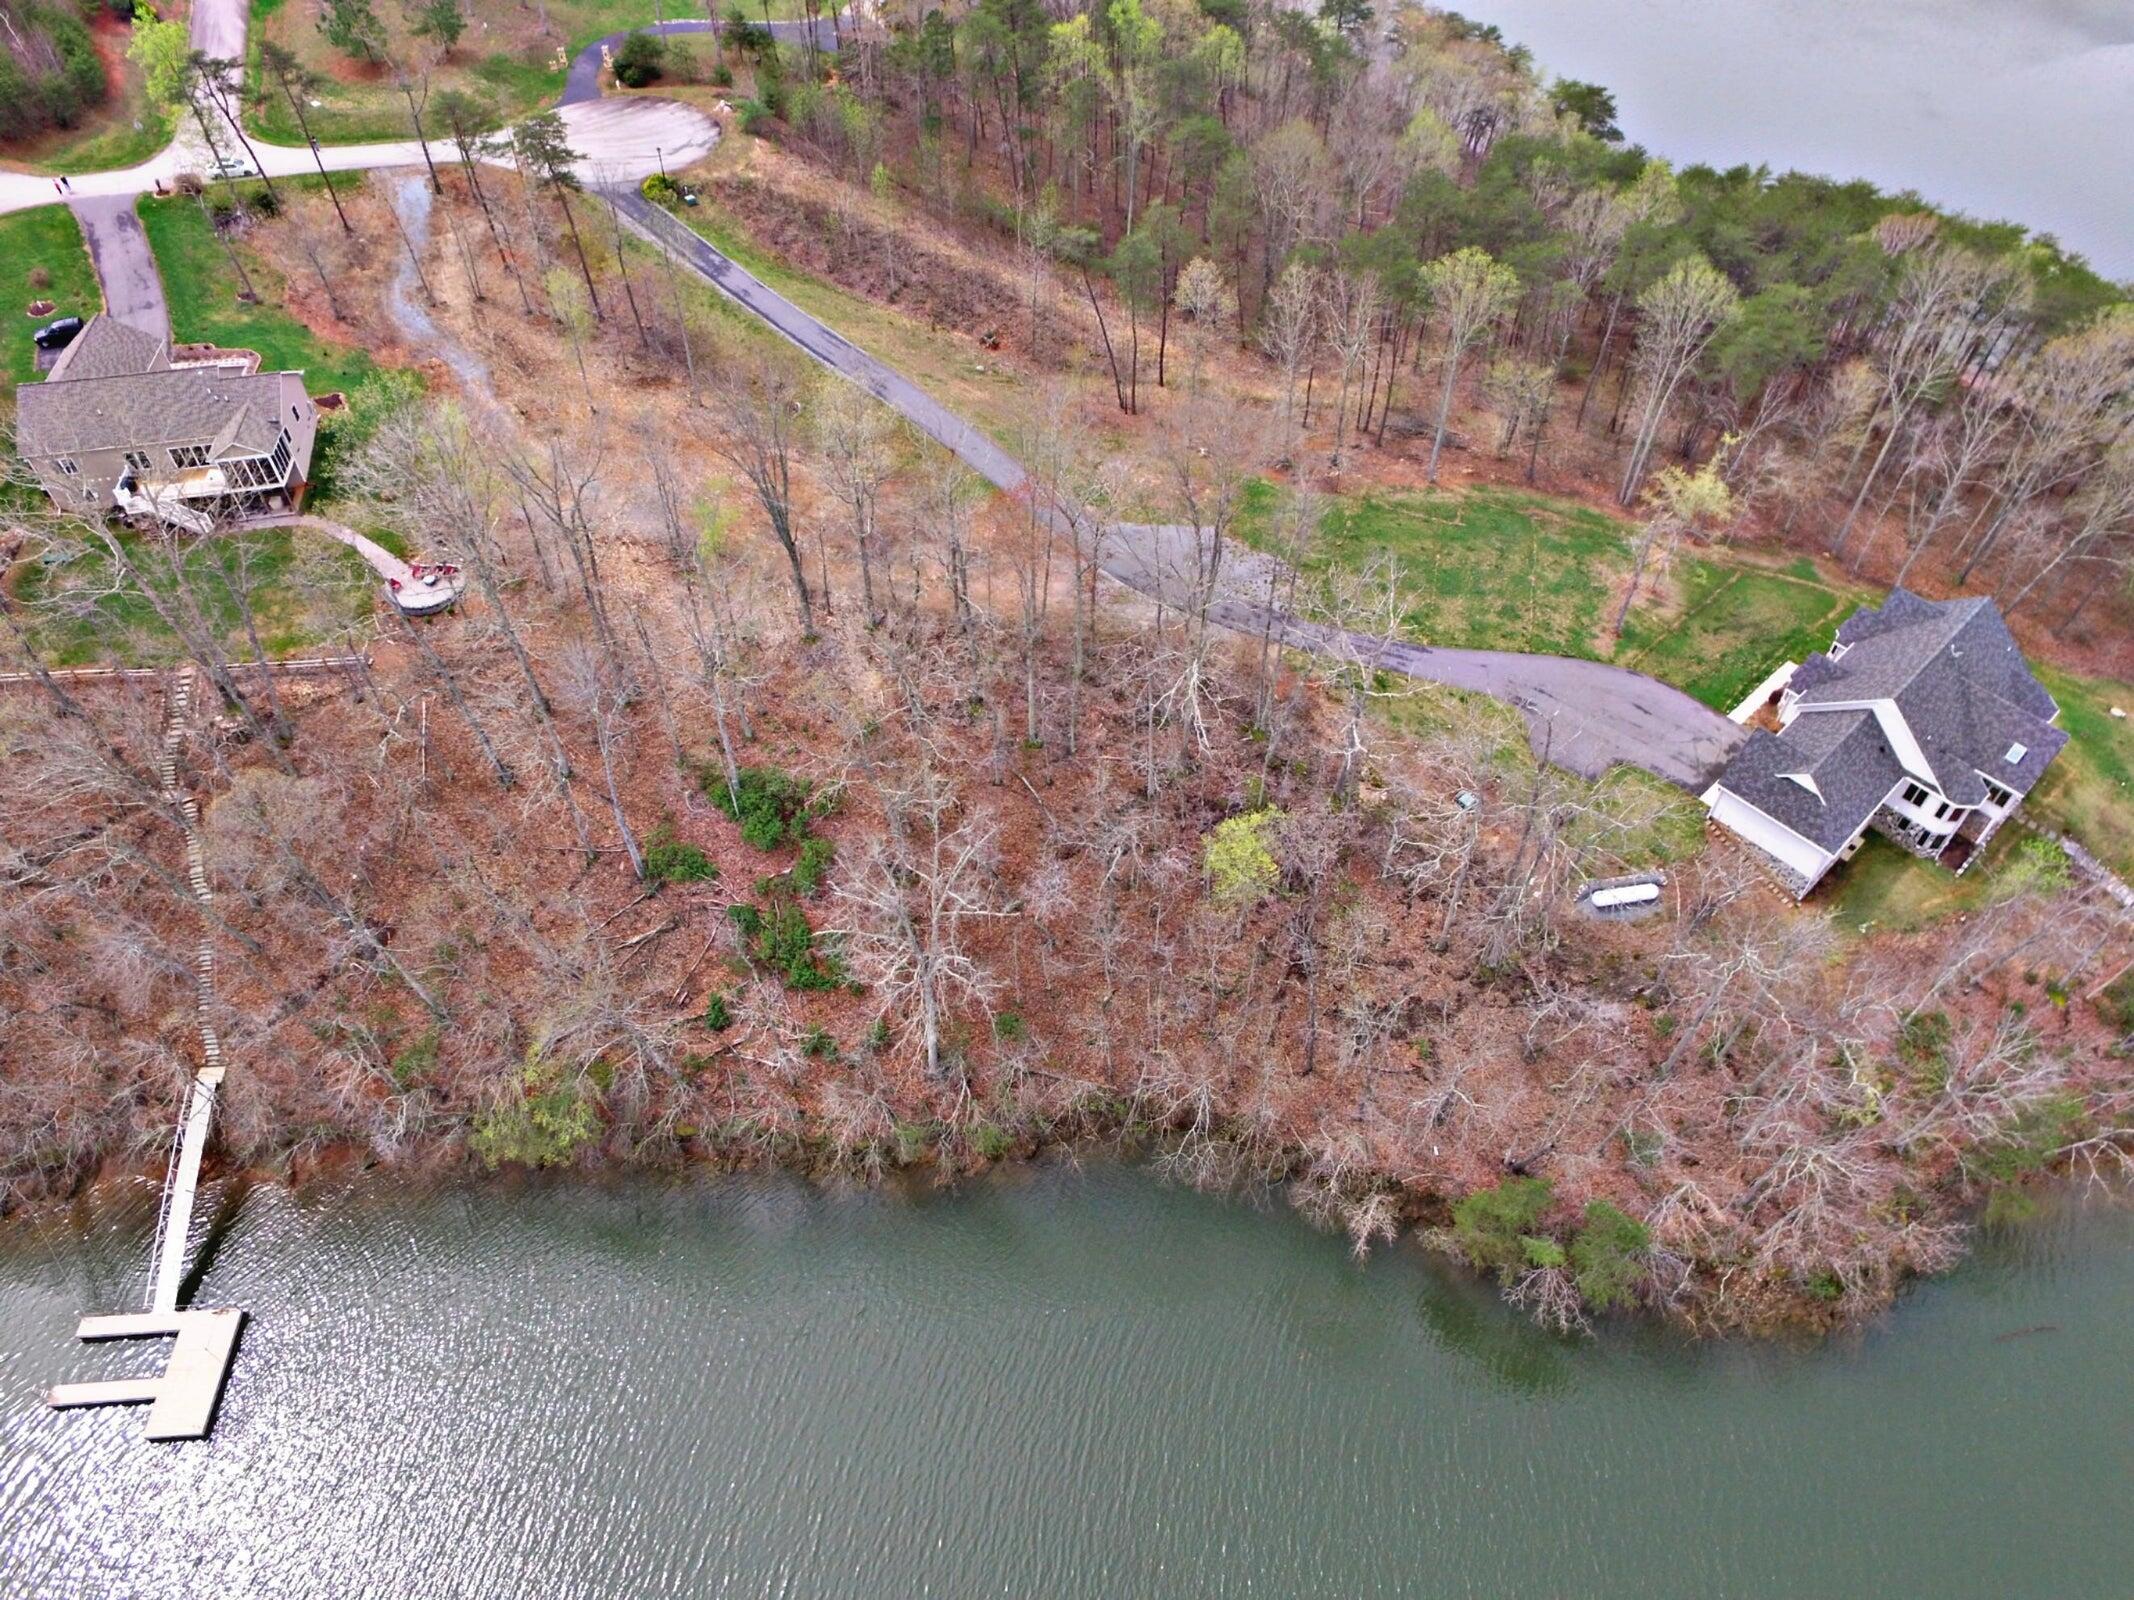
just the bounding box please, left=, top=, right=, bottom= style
left=32, top=316, right=83, bottom=352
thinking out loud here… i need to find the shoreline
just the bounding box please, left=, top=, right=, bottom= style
left=14, top=1125, right=2073, bottom=1341
left=1454, top=0, right=2133, bottom=278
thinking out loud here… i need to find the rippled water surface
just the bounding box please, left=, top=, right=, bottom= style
left=2, top=1165, right=2131, bottom=1597
left=1462, top=0, right=2134, bottom=276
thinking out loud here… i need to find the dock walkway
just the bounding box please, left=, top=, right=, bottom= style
left=45, top=669, right=243, bottom=1439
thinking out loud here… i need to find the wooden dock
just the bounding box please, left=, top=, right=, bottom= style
left=47, top=1310, right=245, bottom=1440
left=48, top=671, right=248, bottom=1441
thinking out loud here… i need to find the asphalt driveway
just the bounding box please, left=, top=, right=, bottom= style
left=614, top=197, right=1745, bottom=792
left=68, top=194, right=168, bottom=344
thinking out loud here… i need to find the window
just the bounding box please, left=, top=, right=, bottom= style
left=2004, top=741, right=2028, bottom=764
left=226, top=454, right=282, bottom=489
left=169, top=444, right=210, bottom=470
left=56, top=456, right=78, bottom=476
left=1933, top=799, right=1954, bottom=820
left=124, top=450, right=153, bottom=474
left=1985, top=780, right=2014, bottom=808
left=1901, top=782, right=1932, bottom=809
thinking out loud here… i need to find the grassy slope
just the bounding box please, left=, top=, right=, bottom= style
left=1823, top=834, right=2005, bottom=934
left=1375, top=681, right=1708, bottom=871
left=672, top=192, right=1032, bottom=437
left=1239, top=482, right=1871, bottom=714
left=2027, top=667, right=2134, bottom=877
left=1616, top=555, right=1869, bottom=712
left=12, top=528, right=371, bottom=666
left=2, top=15, right=173, bottom=175
left=1316, top=487, right=1627, bottom=659
left=0, top=208, right=101, bottom=389
left=135, top=191, right=379, bottom=393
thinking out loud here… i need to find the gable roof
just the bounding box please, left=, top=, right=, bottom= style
left=44, top=314, right=169, bottom=383
left=1717, top=588, right=2067, bottom=847
left=1717, top=711, right=1907, bottom=852
left=17, top=365, right=290, bottom=461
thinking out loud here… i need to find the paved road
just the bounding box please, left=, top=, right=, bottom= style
left=0, top=101, right=717, bottom=218
left=619, top=190, right=1031, bottom=489
left=189, top=0, right=247, bottom=66
left=614, top=198, right=1746, bottom=790
left=67, top=193, right=169, bottom=344
left=4, top=15, right=1744, bottom=792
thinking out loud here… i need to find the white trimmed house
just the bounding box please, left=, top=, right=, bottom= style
left=14, top=315, right=319, bottom=535
left=1706, top=589, right=2066, bottom=897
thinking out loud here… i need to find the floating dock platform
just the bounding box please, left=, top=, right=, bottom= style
left=47, top=1309, right=245, bottom=1441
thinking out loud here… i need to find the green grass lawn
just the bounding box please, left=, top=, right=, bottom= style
left=1306, top=487, right=1630, bottom=659
left=0, top=208, right=101, bottom=389
left=1617, top=557, right=1868, bottom=713
left=2026, top=667, right=2134, bottom=878
left=1816, top=826, right=2067, bottom=935
left=1238, top=481, right=1863, bottom=713
left=10, top=527, right=374, bottom=666
left=135, top=192, right=379, bottom=395
left=38, top=101, right=174, bottom=175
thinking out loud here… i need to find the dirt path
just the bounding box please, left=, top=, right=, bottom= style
left=385, top=174, right=505, bottom=419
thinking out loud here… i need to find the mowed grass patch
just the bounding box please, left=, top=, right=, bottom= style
left=1324, top=488, right=1629, bottom=657
left=135, top=193, right=379, bottom=395
left=1617, top=558, right=1864, bottom=712
left=0, top=207, right=100, bottom=389
left=10, top=527, right=375, bottom=666
left=2025, top=667, right=2134, bottom=878
left=1240, top=482, right=1865, bottom=715
left=1238, top=484, right=1632, bottom=658
left=1822, top=833, right=2010, bottom=935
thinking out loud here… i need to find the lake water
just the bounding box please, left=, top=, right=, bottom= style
left=1461, top=0, right=2134, bottom=277
left=3, top=1163, right=2130, bottom=1597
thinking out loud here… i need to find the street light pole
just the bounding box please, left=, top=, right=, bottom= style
left=656, top=145, right=666, bottom=180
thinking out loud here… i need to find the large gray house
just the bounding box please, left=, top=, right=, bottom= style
left=14, top=315, right=319, bottom=534
left=1706, top=589, right=2067, bottom=896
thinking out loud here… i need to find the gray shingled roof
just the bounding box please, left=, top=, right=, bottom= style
left=44, top=315, right=168, bottom=382
left=1718, top=713, right=1907, bottom=852
left=1718, top=588, right=2066, bottom=849
left=16, top=366, right=289, bottom=459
